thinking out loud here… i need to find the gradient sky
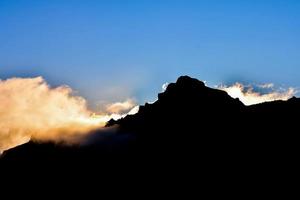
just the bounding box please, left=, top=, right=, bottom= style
left=1, top=0, right=300, bottom=108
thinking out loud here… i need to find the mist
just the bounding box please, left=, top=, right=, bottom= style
left=0, top=77, right=137, bottom=153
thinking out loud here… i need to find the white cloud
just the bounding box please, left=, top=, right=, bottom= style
left=258, top=83, right=274, bottom=89
left=217, top=82, right=296, bottom=105
left=162, top=82, right=169, bottom=92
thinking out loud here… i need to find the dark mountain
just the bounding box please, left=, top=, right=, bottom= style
left=1, top=76, right=299, bottom=174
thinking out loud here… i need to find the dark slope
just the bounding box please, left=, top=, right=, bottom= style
left=1, top=76, right=299, bottom=168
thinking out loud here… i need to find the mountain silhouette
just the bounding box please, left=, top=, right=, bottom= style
left=1, top=76, right=298, bottom=176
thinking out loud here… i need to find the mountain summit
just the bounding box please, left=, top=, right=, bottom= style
left=107, top=75, right=244, bottom=131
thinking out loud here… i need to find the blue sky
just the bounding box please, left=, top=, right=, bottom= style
left=1, top=0, right=300, bottom=107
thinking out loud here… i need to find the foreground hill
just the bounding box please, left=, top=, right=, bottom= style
left=1, top=76, right=298, bottom=170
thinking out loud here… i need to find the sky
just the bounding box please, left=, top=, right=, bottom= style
left=1, top=0, right=300, bottom=108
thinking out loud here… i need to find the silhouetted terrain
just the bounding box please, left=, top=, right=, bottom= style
left=1, top=76, right=298, bottom=175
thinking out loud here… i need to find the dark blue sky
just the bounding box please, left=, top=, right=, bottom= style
left=1, top=0, right=300, bottom=106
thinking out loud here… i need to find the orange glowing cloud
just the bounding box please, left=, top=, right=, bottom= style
left=0, top=77, right=137, bottom=153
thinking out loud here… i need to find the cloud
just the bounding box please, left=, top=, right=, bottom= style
left=258, top=83, right=274, bottom=89
left=0, top=77, right=136, bottom=153
left=162, top=82, right=169, bottom=92
left=217, top=82, right=296, bottom=105
left=105, top=99, right=136, bottom=114
left=127, top=106, right=140, bottom=115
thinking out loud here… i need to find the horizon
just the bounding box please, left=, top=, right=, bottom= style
left=0, top=74, right=297, bottom=153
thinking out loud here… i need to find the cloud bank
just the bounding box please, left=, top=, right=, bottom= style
left=218, top=82, right=296, bottom=105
